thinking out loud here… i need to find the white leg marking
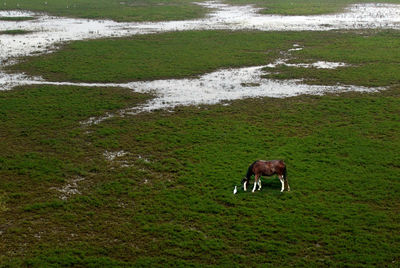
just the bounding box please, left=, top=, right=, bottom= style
left=244, top=181, right=247, bottom=191
left=279, top=176, right=284, bottom=192
left=252, top=179, right=257, bottom=192
left=258, top=179, right=262, bottom=190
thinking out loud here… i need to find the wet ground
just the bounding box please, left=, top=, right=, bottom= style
left=0, top=1, right=399, bottom=112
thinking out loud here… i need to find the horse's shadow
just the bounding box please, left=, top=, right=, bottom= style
left=257, top=176, right=281, bottom=190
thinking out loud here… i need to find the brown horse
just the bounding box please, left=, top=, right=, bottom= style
left=242, top=160, right=290, bottom=192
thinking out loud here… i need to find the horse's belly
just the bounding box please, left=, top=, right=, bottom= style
left=262, top=171, right=275, bottom=177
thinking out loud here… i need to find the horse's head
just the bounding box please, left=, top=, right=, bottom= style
left=241, top=177, right=249, bottom=191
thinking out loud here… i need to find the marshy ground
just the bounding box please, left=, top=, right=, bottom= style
left=1, top=0, right=400, bottom=266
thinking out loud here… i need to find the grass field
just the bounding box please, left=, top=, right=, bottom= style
left=225, top=0, right=400, bottom=15
left=2, top=0, right=400, bottom=20
left=1, top=84, right=399, bottom=266
left=0, top=17, right=36, bottom=21
left=0, top=0, right=207, bottom=22
left=10, top=30, right=400, bottom=87
left=1, top=0, right=400, bottom=266
left=0, top=29, right=31, bottom=35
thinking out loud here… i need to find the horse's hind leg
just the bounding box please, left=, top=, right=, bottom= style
left=284, top=178, right=291, bottom=192
left=279, top=175, right=285, bottom=192
left=258, top=178, right=262, bottom=191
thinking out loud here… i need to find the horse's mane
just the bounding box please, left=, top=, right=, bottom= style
left=245, top=161, right=257, bottom=179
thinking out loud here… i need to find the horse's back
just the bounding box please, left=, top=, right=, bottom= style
left=254, top=159, right=285, bottom=176
left=256, top=159, right=285, bottom=167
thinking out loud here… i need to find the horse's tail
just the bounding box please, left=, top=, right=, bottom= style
left=282, top=162, right=290, bottom=191
left=283, top=164, right=287, bottom=181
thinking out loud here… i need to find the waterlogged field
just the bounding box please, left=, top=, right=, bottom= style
left=0, top=29, right=30, bottom=35
left=1, top=0, right=400, bottom=20
left=1, top=0, right=400, bottom=267
left=10, top=30, right=400, bottom=86
left=0, top=0, right=208, bottom=22
left=0, top=16, right=35, bottom=21
left=225, top=0, right=400, bottom=15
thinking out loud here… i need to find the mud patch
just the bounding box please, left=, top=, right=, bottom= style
left=104, top=150, right=128, bottom=161
left=103, top=150, right=133, bottom=168
left=0, top=192, right=7, bottom=212
left=51, top=176, right=85, bottom=200
left=137, top=155, right=151, bottom=163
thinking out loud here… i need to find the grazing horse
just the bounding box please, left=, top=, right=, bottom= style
left=242, top=160, right=290, bottom=193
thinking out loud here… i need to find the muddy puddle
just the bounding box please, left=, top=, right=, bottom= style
left=0, top=1, right=399, bottom=114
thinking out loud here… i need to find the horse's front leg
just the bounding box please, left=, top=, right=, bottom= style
left=279, top=175, right=285, bottom=192
left=252, top=175, right=259, bottom=193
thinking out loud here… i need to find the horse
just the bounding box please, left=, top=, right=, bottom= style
left=242, top=160, right=290, bottom=193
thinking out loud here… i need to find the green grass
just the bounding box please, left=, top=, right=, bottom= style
left=9, top=30, right=400, bottom=87
left=224, top=0, right=400, bottom=15
left=1, top=6, right=400, bottom=266
left=1, top=83, right=399, bottom=266
left=0, top=192, right=7, bottom=212
left=0, top=85, right=150, bottom=195
left=0, top=16, right=36, bottom=21
left=2, top=0, right=400, bottom=20
left=0, top=29, right=31, bottom=35
left=8, top=31, right=290, bottom=83
left=263, top=30, right=400, bottom=87
left=1, top=30, right=400, bottom=266
left=0, top=0, right=208, bottom=22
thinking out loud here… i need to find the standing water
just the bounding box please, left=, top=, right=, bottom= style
left=0, top=1, right=399, bottom=113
